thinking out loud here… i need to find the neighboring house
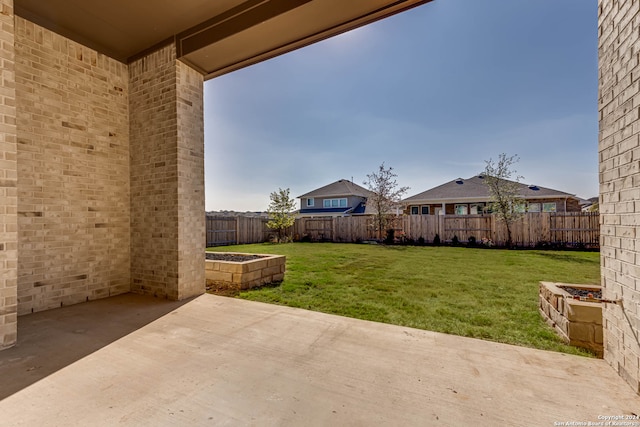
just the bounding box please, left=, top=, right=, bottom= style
left=580, top=196, right=599, bottom=212
left=403, top=175, right=582, bottom=216
left=298, top=179, right=376, bottom=217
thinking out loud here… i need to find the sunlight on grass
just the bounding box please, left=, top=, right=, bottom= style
left=207, top=243, right=600, bottom=356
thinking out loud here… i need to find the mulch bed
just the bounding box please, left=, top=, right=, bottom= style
left=561, top=286, right=602, bottom=300
left=205, top=253, right=265, bottom=262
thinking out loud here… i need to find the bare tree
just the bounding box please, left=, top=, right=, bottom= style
left=363, top=163, right=409, bottom=240
left=483, top=153, right=524, bottom=248
left=266, top=188, right=296, bottom=243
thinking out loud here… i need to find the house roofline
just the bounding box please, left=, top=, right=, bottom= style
left=402, top=195, right=577, bottom=205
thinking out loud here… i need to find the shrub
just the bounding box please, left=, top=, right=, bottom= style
left=481, top=237, right=494, bottom=247
left=417, top=236, right=425, bottom=246
left=452, top=235, right=460, bottom=246
left=433, top=234, right=441, bottom=246
left=468, top=236, right=477, bottom=247
left=300, top=234, right=312, bottom=243
left=384, top=229, right=395, bottom=244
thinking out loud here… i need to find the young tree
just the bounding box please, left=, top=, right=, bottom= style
left=266, top=188, right=296, bottom=243
left=363, top=163, right=409, bottom=240
left=483, top=153, right=524, bottom=248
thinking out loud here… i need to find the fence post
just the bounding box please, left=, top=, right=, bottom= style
left=332, top=217, right=337, bottom=242
left=403, top=216, right=409, bottom=239
left=490, top=215, right=497, bottom=245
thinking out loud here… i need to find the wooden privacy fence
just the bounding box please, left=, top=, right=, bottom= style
left=206, top=212, right=600, bottom=248
left=206, top=216, right=270, bottom=246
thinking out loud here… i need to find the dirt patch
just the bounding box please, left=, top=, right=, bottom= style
left=206, top=285, right=241, bottom=297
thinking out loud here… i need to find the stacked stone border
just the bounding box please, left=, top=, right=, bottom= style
left=539, top=282, right=603, bottom=357
left=205, top=253, right=286, bottom=291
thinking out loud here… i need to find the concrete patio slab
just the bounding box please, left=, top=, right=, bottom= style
left=0, top=293, right=638, bottom=426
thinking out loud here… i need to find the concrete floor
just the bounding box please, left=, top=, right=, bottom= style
left=0, top=294, right=638, bottom=426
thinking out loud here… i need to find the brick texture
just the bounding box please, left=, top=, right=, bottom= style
left=176, top=60, right=205, bottom=299
left=129, top=45, right=205, bottom=300
left=598, top=0, right=640, bottom=393
left=0, top=0, right=17, bottom=348
left=14, top=18, right=130, bottom=315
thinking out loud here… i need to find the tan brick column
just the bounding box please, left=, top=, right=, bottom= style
left=0, top=0, right=17, bottom=349
left=599, top=0, right=640, bottom=393
left=129, top=44, right=205, bottom=300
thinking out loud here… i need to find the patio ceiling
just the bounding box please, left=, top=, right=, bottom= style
left=14, top=0, right=432, bottom=80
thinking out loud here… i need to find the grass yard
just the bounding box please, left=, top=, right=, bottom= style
left=206, top=243, right=601, bottom=356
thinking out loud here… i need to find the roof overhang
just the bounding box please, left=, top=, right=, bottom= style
left=298, top=194, right=367, bottom=199
left=403, top=198, right=490, bottom=205
left=15, top=0, right=433, bottom=80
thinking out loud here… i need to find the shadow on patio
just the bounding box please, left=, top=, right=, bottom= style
left=0, top=293, right=191, bottom=400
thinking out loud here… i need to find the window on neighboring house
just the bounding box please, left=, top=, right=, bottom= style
left=410, top=206, right=419, bottom=215
left=513, top=202, right=526, bottom=213
left=421, top=206, right=429, bottom=215
left=323, top=198, right=348, bottom=208
left=528, top=203, right=541, bottom=212
left=306, top=198, right=314, bottom=207
left=470, top=204, right=482, bottom=215
left=542, top=202, right=557, bottom=213
left=455, top=204, right=468, bottom=215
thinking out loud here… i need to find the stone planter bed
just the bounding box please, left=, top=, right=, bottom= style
left=205, top=252, right=286, bottom=291
left=539, top=281, right=603, bottom=357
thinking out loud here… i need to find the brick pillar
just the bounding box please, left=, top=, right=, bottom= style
left=598, top=0, right=640, bottom=393
left=129, top=44, right=205, bottom=300
left=176, top=61, right=205, bottom=299
left=0, top=0, right=17, bottom=349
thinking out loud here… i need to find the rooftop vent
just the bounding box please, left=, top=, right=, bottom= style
left=455, top=178, right=464, bottom=185
left=528, top=185, right=539, bottom=191
left=477, top=175, right=485, bottom=179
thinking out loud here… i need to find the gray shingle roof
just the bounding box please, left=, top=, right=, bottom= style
left=403, top=175, right=576, bottom=203
left=298, top=179, right=374, bottom=199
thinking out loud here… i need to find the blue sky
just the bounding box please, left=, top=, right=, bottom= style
left=204, top=0, right=598, bottom=212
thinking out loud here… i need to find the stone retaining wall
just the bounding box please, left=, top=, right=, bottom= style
left=206, top=253, right=285, bottom=291
left=539, top=282, right=603, bottom=357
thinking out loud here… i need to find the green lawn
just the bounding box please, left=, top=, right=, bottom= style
left=206, top=243, right=601, bottom=356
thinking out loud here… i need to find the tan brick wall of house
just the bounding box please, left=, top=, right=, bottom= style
left=0, top=0, right=18, bottom=348
left=129, top=45, right=205, bottom=300
left=14, top=18, right=130, bottom=315
left=598, top=0, right=640, bottom=393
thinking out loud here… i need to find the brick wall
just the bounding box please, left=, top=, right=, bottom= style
left=176, top=60, right=205, bottom=299
left=598, top=0, right=640, bottom=393
left=0, top=0, right=17, bottom=348
left=129, top=45, right=205, bottom=300
left=14, top=18, right=130, bottom=315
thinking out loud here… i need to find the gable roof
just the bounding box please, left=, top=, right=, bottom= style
left=403, top=175, right=577, bottom=203
left=298, top=179, right=374, bottom=199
